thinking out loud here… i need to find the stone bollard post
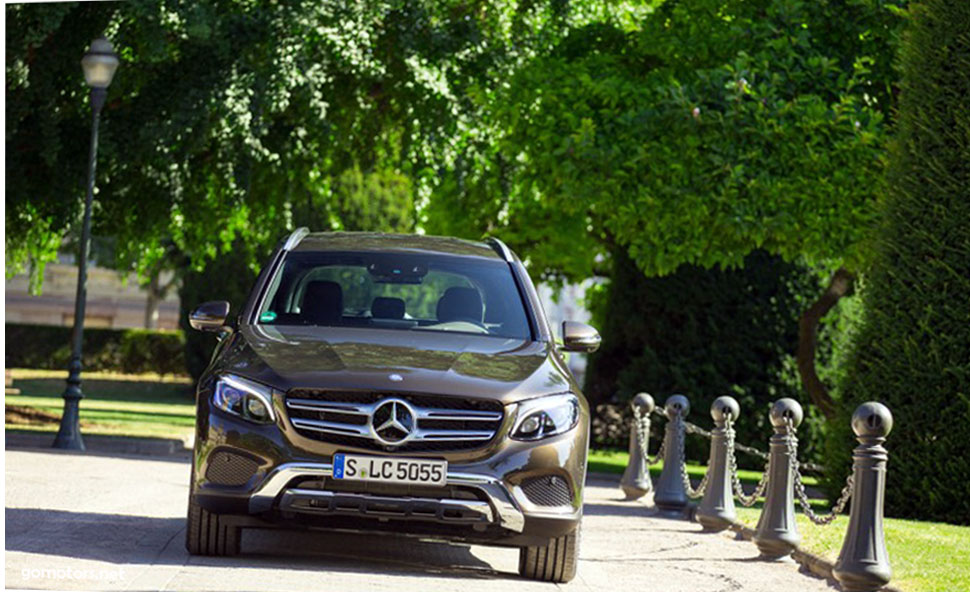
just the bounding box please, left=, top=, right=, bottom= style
left=833, top=402, right=894, bottom=592
left=696, top=396, right=740, bottom=532
left=654, top=394, right=690, bottom=512
left=621, top=393, right=656, bottom=499
left=753, top=398, right=803, bottom=559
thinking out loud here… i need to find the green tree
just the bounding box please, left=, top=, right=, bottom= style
left=826, top=0, right=970, bottom=523
left=426, top=0, right=905, bottom=417
left=5, top=0, right=529, bottom=286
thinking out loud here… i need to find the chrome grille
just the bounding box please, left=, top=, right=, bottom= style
left=285, top=390, right=504, bottom=452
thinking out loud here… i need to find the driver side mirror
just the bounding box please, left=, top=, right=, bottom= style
left=561, top=321, right=601, bottom=353
left=189, top=301, right=230, bottom=332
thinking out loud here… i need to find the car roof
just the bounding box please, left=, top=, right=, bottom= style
left=291, top=231, right=504, bottom=260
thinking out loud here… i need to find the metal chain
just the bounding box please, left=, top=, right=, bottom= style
left=633, top=407, right=665, bottom=465
left=684, top=421, right=713, bottom=439
left=676, top=417, right=709, bottom=499
left=662, top=405, right=824, bottom=473
left=785, top=417, right=854, bottom=525
left=725, top=414, right=770, bottom=506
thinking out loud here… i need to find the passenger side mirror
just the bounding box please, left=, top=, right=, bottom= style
left=189, top=301, right=230, bottom=332
left=561, top=321, right=601, bottom=353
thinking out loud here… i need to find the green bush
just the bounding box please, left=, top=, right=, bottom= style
left=584, top=249, right=838, bottom=466
left=826, top=0, right=970, bottom=525
left=4, top=324, right=186, bottom=375
left=117, top=329, right=185, bottom=375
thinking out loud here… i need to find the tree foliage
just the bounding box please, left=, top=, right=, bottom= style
left=427, top=0, right=904, bottom=282
left=825, top=0, right=970, bottom=524
left=6, top=0, right=570, bottom=286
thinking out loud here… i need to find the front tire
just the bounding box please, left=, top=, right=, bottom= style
left=185, top=497, right=241, bottom=556
left=518, top=527, right=580, bottom=583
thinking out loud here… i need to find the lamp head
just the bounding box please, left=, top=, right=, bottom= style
left=81, top=38, right=119, bottom=89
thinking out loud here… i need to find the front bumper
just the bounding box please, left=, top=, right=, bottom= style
left=191, top=397, right=589, bottom=546
left=246, top=461, right=526, bottom=532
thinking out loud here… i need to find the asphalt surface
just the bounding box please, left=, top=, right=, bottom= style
left=4, top=448, right=835, bottom=591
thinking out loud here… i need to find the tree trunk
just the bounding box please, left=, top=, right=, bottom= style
left=797, top=267, right=855, bottom=420
left=144, top=271, right=161, bottom=329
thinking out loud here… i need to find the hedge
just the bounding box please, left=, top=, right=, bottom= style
left=4, top=324, right=186, bottom=376
left=826, top=0, right=970, bottom=525
left=583, top=248, right=837, bottom=466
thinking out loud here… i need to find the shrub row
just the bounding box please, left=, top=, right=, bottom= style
left=4, top=324, right=186, bottom=376
left=825, top=0, right=970, bottom=525
left=584, top=248, right=833, bottom=466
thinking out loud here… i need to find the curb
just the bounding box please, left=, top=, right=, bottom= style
left=5, top=430, right=192, bottom=458
left=726, top=521, right=903, bottom=592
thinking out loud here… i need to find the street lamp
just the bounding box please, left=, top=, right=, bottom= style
left=53, top=38, right=120, bottom=450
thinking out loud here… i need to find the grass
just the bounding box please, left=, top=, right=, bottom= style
left=5, top=368, right=195, bottom=440
left=733, top=507, right=970, bottom=592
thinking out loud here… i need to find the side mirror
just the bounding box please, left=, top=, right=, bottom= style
left=189, top=301, right=230, bottom=332
left=561, top=321, right=601, bottom=353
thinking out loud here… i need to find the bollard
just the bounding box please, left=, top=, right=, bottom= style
left=696, top=396, right=740, bottom=532
left=621, top=393, right=656, bottom=499
left=753, top=398, right=803, bottom=559
left=654, top=394, right=690, bottom=512
left=833, top=402, right=894, bottom=592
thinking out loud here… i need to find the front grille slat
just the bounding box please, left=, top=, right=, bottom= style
left=286, top=399, right=370, bottom=415
left=413, top=429, right=495, bottom=441
left=417, top=409, right=503, bottom=421
left=286, top=389, right=504, bottom=452
left=291, top=418, right=371, bottom=437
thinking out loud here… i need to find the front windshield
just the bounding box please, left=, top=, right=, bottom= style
left=256, top=251, right=533, bottom=340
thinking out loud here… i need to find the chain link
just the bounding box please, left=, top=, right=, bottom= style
left=725, top=415, right=770, bottom=506
left=668, top=406, right=824, bottom=473
left=632, top=407, right=666, bottom=465
left=675, top=417, right=708, bottom=499
left=649, top=401, right=838, bottom=510
left=784, top=417, right=854, bottom=525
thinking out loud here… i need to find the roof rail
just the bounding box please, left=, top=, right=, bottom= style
left=485, top=237, right=513, bottom=262
left=282, top=227, right=309, bottom=251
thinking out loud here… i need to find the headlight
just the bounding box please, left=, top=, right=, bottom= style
left=213, top=375, right=276, bottom=424
left=510, top=393, right=580, bottom=441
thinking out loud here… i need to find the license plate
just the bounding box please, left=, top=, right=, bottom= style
left=332, top=453, right=447, bottom=486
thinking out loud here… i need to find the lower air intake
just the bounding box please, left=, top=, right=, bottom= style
left=521, top=475, right=573, bottom=507
left=205, top=450, right=259, bottom=486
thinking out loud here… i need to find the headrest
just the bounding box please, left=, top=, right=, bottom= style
left=302, top=280, right=343, bottom=325
left=436, top=287, right=483, bottom=324
left=371, top=297, right=406, bottom=320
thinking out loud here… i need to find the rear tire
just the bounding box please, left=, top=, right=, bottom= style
left=185, top=497, right=241, bottom=556
left=518, top=527, right=580, bottom=583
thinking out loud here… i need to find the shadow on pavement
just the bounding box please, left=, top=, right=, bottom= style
left=5, top=507, right=513, bottom=581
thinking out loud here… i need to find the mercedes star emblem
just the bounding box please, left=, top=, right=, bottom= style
left=370, top=399, right=416, bottom=445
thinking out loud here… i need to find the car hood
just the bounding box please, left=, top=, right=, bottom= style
left=218, top=324, right=575, bottom=404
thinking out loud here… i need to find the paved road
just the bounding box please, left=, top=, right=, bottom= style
left=4, top=449, right=833, bottom=591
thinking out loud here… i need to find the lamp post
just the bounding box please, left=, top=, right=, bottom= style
left=53, top=38, right=120, bottom=450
